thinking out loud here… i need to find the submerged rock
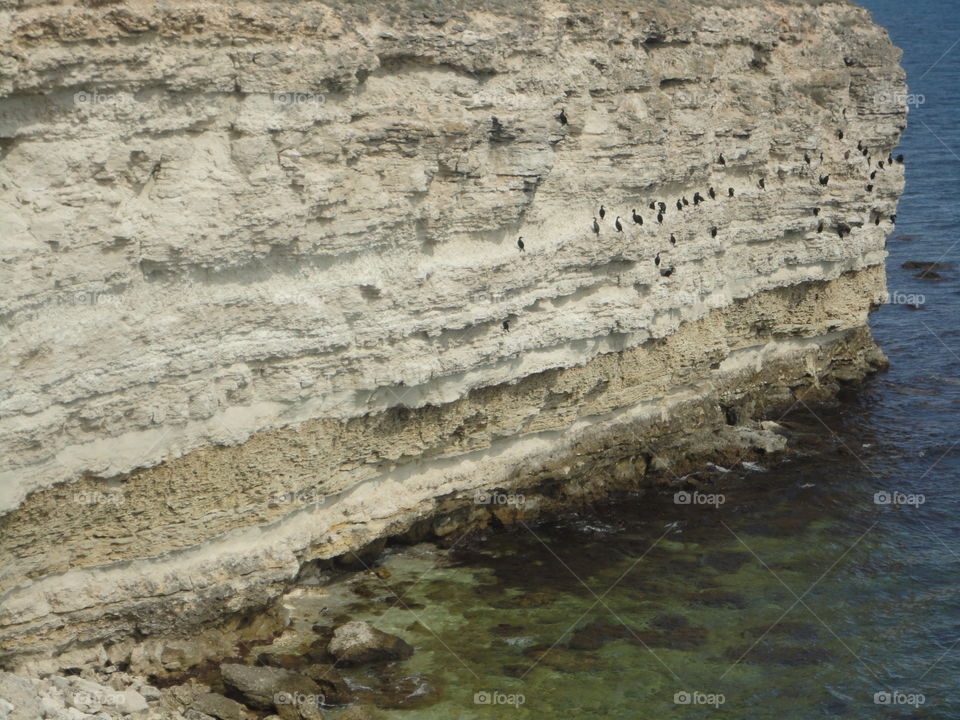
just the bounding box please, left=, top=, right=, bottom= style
left=327, top=622, right=413, bottom=665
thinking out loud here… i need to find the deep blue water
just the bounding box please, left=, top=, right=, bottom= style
left=273, top=5, right=960, bottom=717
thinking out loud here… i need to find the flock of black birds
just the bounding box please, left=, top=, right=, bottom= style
left=505, top=108, right=905, bottom=332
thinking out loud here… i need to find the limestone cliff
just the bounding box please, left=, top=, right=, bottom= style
left=0, top=0, right=906, bottom=664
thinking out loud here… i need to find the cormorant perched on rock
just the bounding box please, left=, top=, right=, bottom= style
left=654, top=253, right=661, bottom=266
left=837, top=222, right=851, bottom=239
left=891, top=214, right=897, bottom=224
left=670, top=233, right=677, bottom=245
left=693, top=192, right=704, bottom=205
left=660, top=266, right=675, bottom=277
left=502, top=320, right=510, bottom=332
left=649, top=201, right=656, bottom=210
left=820, top=152, right=824, bottom=162
left=866, top=184, right=874, bottom=192
left=657, top=211, right=664, bottom=224
left=817, top=221, right=824, bottom=233
left=718, top=153, right=726, bottom=165
left=709, top=186, right=716, bottom=200
left=558, top=108, right=568, bottom=125
left=710, top=226, right=718, bottom=238
left=819, top=174, right=830, bottom=186
left=676, top=199, right=683, bottom=211
left=804, top=153, right=811, bottom=165
left=888, top=154, right=894, bottom=164
left=878, top=160, right=885, bottom=170
left=813, top=207, right=821, bottom=216
left=728, top=187, right=735, bottom=197
left=682, top=196, right=689, bottom=206
left=875, top=214, right=881, bottom=226
left=599, top=205, right=606, bottom=220
left=632, top=209, right=643, bottom=225
left=593, top=217, right=600, bottom=235
left=862, top=147, right=869, bottom=157
left=845, top=151, right=851, bottom=160
left=870, top=170, right=877, bottom=180
left=517, top=237, right=525, bottom=252
left=838, top=129, right=844, bottom=140
left=857, top=141, right=863, bottom=151
left=615, top=216, right=623, bottom=232
left=758, top=177, right=766, bottom=190
left=659, top=201, right=667, bottom=213
left=896, top=154, right=905, bottom=164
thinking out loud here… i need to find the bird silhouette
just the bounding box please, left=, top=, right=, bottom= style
left=615, top=216, right=623, bottom=232
left=709, top=187, right=716, bottom=200
left=758, top=177, right=765, bottom=190
left=593, top=218, right=600, bottom=235
left=718, top=153, right=726, bottom=166
left=502, top=320, right=510, bottom=332
left=710, top=227, right=718, bottom=238
left=599, top=205, right=606, bottom=220
left=558, top=108, right=568, bottom=125
left=819, top=175, right=830, bottom=186
left=632, top=209, right=643, bottom=225
left=517, top=237, right=525, bottom=252
left=728, top=187, right=735, bottom=197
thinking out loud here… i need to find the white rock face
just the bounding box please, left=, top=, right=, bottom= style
left=0, top=0, right=905, bottom=661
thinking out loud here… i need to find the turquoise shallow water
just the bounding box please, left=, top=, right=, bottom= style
left=273, top=2, right=960, bottom=717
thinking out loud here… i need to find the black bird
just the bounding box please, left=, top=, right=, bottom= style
left=866, top=184, right=874, bottom=192
left=682, top=196, right=690, bottom=206
left=845, top=151, right=851, bottom=160
left=558, top=108, right=568, bottom=125
left=837, top=222, right=851, bottom=238
left=896, top=154, right=905, bottom=164
left=693, top=192, right=704, bottom=205
left=804, top=153, right=811, bottom=165
left=718, top=153, right=726, bottom=166
left=517, top=237, right=525, bottom=252
left=709, top=186, right=716, bottom=200
left=649, top=201, right=657, bottom=210
left=758, top=177, right=766, bottom=191
left=862, top=147, right=869, bottom=157
left=660, top=266, right=675, bottom=277
left=870, top=170, right=877, bottom=180
left=502, top=320, right=510, bottom=332
left=819, top=174, right=830, bottom=186
left=654, top=253, right=661, bottom=266
left=820, top=152, right=824, bottom=162
left=657, top=211, right=664, bottom=224
left=838, top=129, right=844, bottom=140
left=728, top=187, right=735, bottom=197
left=615, top=216, right=623, bottom=232
left=632, top=209, right=643, bottom=225
left=814, top=207, right=821, bottom=216
left=817, top=221, right=824, bottom=233
left=599, top=205, right=606, bottom=220
left=593, top=217, right=600, bottom=235
left=676, top=199, right=683, bottom=211
left=891, top=214, right=897, bottom=224
left=670, top=233, right=677, bottom=245
left=888, top=154, right=894, bottom=164
left=857, top=141, right=863, bottom=151
left=875, top=214, right=881, bottom=226
left=878, top=160, right=885, bottom=170
left=710, top=226, right=718, bottom=238
left=659, top=201, right=667, bottom=213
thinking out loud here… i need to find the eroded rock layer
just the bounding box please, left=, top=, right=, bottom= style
left=0, top=0, right=905, bottom=662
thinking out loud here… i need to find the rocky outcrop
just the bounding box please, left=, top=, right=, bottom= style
left=0, top=0, right=906, bottom=665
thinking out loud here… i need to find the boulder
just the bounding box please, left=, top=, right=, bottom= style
left=0, top=673, right=40, bottom=720
left=191, top=692, right=252, bottom=720
left=327, top=622, right=413, bottom=666
left=219, top=664, right=321, bottom=712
